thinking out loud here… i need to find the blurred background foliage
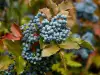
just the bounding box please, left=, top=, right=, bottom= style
left=0, top=0, right=100, bottom=75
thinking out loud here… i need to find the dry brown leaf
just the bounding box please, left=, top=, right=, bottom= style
left=52, top=0, right=64, bottom=4
left=67, top=18, right=76, bottom=27
left=58, top=1, right=76, bottom=27
left=46, top=72, right=53, bottom=75
left=58, top=1, right=74, bottom=11
left=59, top=10, right=69, bottom=17
left=45, top=0, right=59, bottom=15
left=39, top=8, right=52, bottom=20
left=45, top=0, right=76, bottom=27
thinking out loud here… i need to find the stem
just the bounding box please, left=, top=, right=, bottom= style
left=59, top=50, right=68, bottom=73
left=56, top=44, right=68, bottom=74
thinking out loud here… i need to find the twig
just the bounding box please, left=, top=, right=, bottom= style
left=59, top=50, right=68, bottom=73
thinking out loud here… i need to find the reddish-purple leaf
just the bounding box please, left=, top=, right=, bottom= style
left=2, top=23, right=22, bottom=40
left=11, top=23, right=22, bottom=38
left=2, top=33, right=21, bottom=40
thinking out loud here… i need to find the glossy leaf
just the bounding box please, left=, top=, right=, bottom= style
left=0, top=55, right=14, bottom=70
left=3, top=40, right=22, bottom=56
left=42, top=44, right=60, bottom=57
left=80, top=41, right=94, bottom=50
left=16, top=56, right=26, bottom=74
left=2, top=24, right=22, bottom=40
left=65, top=53, right=82, bottom=67
left=52, top=63, right=67, bottom=75
left=11, top=23, right=22, bottom=38
left=59, top=37, right=80, bottom=49
left=70, top=37, right=94, bottom=50
left=2, top=33, right=21, bottom=40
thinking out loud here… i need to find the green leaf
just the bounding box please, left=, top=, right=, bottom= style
left=3, top=40, right=22, bottom=56
left=52, top=63, right=60, bottom=71
left=65, top=53, right=82, bottom=67
left=0, top=40, right=4, bottom=53
left=0, top=55, right=14, bottom=70
left=52, top=63, right=67, bottom=75
left=67, top=60, right=82, bottom=67
left=59, top=37, right=80, bottom=49
left=93, top=55, right=100, bottom=68
left=70, top=37, right=83, bottom=44
left=80, top=41, right=94, bottom=50
left=39, top=37, right=44, bottom=49
left=16, top=56, right=26, bottom=74
left=21, top=16, right=31, bottom=25
left=70, top=37, right=94, bottom=50
left=41, top=44, right=60, bottom=57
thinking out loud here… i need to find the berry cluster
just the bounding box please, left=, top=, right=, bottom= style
left=21, top=12, right=69, bottom=74
left=21, top=20, right=41, bottom=64
left=21, top=12, right=70, bottom=63
left=40, top=14, right=70, bottom=43
left=75, top=0, right=99, bottom=22
left=33, top=12, right=46, bottom=29
left=21, top=55, right=56, bottom=75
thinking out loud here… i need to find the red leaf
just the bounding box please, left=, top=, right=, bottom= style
left=33, top=33, right=39, bottom=36
left=2, top=23, right=22, bottom=40
left=2, top=33, right=21, bottom=40
left=31, top=42, right=39, bottom=52
left=93, top=24, right=100, bottom=37
left=11, top=23, right=22, bottom=38
left=85, top=51, right=96, bottom=72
